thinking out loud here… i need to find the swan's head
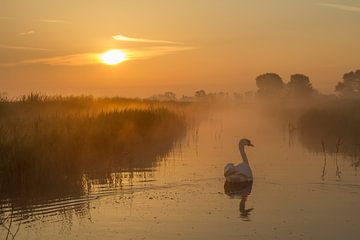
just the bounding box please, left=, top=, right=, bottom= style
left=239, top=138, right=254, bottom=147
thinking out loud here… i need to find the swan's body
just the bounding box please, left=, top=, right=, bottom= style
left=224, top=138, right=254, bottom=183
left=224, top=163, right=253, bottom=182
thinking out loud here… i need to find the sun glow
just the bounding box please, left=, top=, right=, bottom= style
left=100, top=49, right=127, bottom=65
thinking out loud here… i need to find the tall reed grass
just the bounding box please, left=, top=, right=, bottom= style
left=0, top=94, right=191, bottom=200
left=299, top=99, right=360, bottom=155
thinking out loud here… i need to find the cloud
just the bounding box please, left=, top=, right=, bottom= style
left=37, top=19, right=68, bottom=24
left=113, top=34, right=180, bottom=44
left=126, top=46, right=195, bottom=60
left=21, top=53, right=100, bottom=66
left=317, top=3, right=360, bottom=12
left=0, top=17, right=68, bottom=23
left=0, top=32, right=194, bottom=67
left=0, top=44, right=48, bottom=51
left=19, top=30, right=35, bottom=36
left=7, top=46, right=195, bottom=67
left=0, top=63, right=15, bottom=67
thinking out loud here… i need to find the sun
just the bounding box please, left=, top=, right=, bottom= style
left=100, top=49, right=127, bottom=65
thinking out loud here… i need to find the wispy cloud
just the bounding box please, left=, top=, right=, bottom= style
left=0, top=44, right=48, bottom=51
left=19, top=30, right=35, bottom=36
left=37, top=19, right=68, bottom=24
left=317, top=2, right=360, bottom=12
left=113, top=34, right=180, bottom=44
left=21, top=53, right=99, bottom=66
left=0, top=17, right=68, bottom=23
left=0, top=32, right=194, bottom=67
left=126, top=46, right=195, bottom=60
left=7, top=46, right=195, bottom=67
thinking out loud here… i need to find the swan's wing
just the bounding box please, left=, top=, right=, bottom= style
left=235, top=163, right=253, bottom=179
left=226, top=174, right=251, bottom=183
left=224, top=163, right=236, bottom=177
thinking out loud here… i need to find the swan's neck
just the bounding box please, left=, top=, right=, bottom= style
left=239, top=144, right=249, bottom=164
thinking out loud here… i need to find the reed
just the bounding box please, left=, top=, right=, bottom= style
left=299, top=99, right=360, bottom=155
left=321, top=140, right=327, bottom=181
left=0, top=94, right=192, bottom=200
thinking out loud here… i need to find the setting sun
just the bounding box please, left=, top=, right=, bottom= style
left=100, top=49, right=127, bottom=65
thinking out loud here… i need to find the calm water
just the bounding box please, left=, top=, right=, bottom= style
left=1, top=107, right=360, bottom=239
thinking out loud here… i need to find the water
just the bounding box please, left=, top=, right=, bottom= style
left=1, top=107, right=360, bottom=239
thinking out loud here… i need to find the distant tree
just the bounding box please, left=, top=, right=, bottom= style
left=0, top=92, right=7, bottom=102
left=335, top=69, right=360, bottom=97
left=164, top=92, right=176, bottom=101
left=195, top=90, right=206, bottom=98
left=244, top=91, right=253, bottom=98
left=256, top=73, right=284, bottom=97
left=233, top=92, right=243, bottom=100
left=180, top=95, right=193, bottom=102
left=287, top=74, right=314, bottom=97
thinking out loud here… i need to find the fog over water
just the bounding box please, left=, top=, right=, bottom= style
left=1, top=101, right=359, bottom=240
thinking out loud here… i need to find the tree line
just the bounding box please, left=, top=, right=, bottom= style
left=149, top=69, right=360, bottom=102
left=256, top=69, right=360, bottom=98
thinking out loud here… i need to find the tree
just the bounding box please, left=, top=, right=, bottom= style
left=0, top=92, right=7, bottom=102
left=335, top=69, right=360, bottom=97
left=287, top=74, right=314, bottom=97
left=256, top=73, right=284, bottom=97
left=195, top=90, right=206, bottom=98
left=164, top=92, right=176, bottom=101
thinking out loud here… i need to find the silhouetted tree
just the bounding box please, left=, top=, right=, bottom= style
left=256, top=73, right=284, bottom=97
left=0, top=92, right=8, bottom=102
left=287, top=74, right=314, bottom=97
left=164, top=92, right=176, bottom=101
left=335, top=69, right=360, bottom=97
left=148, top=92, right=176, bottom=101
left=195, top=90, right=206, bottom=98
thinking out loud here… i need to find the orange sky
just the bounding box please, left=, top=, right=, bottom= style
left=0, top=0, right=360, bottom=97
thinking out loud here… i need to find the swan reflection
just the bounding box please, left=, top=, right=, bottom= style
left=224, top=181, right=254, bottom=221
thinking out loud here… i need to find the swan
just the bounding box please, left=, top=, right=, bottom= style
left=224, top=138, right=254, bottom=183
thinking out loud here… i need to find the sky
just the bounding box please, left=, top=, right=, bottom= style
left=0, top=0, right=360, bottom=97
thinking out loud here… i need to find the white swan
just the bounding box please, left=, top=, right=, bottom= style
left=224, top=138, right=254, bottom=183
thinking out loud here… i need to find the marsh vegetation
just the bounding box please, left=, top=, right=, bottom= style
left=0, top=94, right=195, bottom=202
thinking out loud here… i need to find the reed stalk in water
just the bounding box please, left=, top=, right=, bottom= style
left=321, top=140, right=327, bottom=181
left=335, top=138, right=342, bottom=180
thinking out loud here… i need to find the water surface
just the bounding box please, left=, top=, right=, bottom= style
left=1, top=107, right=359, bottom=239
